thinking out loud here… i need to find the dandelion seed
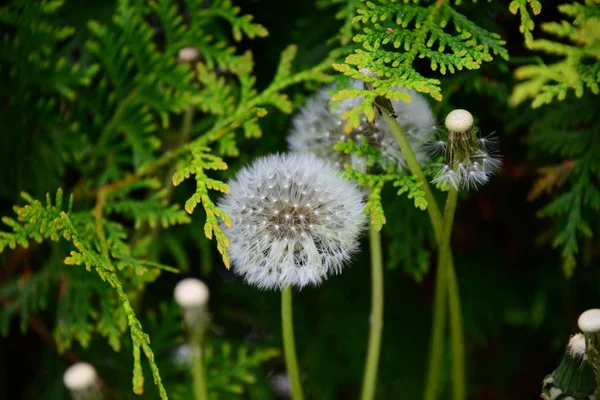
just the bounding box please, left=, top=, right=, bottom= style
left=217, top=153, right=366, bottom=290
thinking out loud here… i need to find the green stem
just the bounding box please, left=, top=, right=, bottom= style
left=423, top=244, right=448, bottom=400
left=191, top=341, right=208, bottom=400
left=361, top=224, right=384, bottom=400
left=381, top=110, right=465, bottom=400
left=381, top=112, right=443, bottom=238
left=439, top=189, right=465, bottom=400
left=282, top=287, right=305, bottom=400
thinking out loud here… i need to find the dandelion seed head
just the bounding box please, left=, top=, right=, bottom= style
left=178, top=47, right=200, bottom=63
left=63, top=362, right=97, bottom=391
left=174, top=278, right=209, bottom=308
left=218, top=153, right=366, bottom=290
left=288, top=81, right=435, bottom=172
left=579, top=309, right=600, bottom=333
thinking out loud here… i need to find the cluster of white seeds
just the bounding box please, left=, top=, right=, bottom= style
left=217, top=153, right=366, bottom=290
left=287, top=80, right=436, bottom=173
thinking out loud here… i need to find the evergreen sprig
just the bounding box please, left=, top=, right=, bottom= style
left=509, top=0, right=542, bottom=48
left=526, top=97, right=600, bottom=277
left=332, top=0, right=508, bottom=131
left=511, top=0, right=600, bottom=108
left=0, top=189, right=170, bottom=398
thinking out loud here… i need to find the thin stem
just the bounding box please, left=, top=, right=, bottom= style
left=361, top=223, right=384, bottom=400
left=282, top=287, right=305, bottom=400
left=423, top=247, right=448, bottom=400
left=381, top=110, right=465, bottom=400
left=381, top=111, right=443, bottom=238
left=191, top=340, right=208, bottom=400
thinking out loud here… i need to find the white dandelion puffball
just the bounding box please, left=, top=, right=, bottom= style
left=568, top=333, right=587, bottom=358
left=445, top=109, right=473, bottom=133
left=218, top=153, right=366, bottom=290
left=288, top=81, right=436, bottom=172
left=174, top=278, right=209, bottom=308
left=579, top=309, right=600, bottom=333
left=63, top=362, right=97, bottom=391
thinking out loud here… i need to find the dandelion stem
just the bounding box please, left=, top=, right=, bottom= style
left=191, top=339, right=208, bottom=400
left=381, top=109, right=465, bottom=400
left=282, top=287, right=305, bottom=400
left=361, top=223, right=384, bottom=400
left=439, top=188, right=465, bottom=400
left=381, top=111, right=443, bottom=236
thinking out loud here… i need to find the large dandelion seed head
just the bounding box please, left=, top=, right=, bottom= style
left=218, top=153, right=366, bottom=290
left=288, top=81, right=436, bottom=172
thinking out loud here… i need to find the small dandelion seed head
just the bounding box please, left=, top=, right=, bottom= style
left=445, top=109, right=473, bottom=133
left=218, top=153, right=367, bottom=290
left=177, top=47, right=200, bottom=63
left=568, top=333, right=587, bottom=359
left=174, top=278, right=210, bottom=308
left=63, top=362, right=97, bottom=391
left=578, top=309, right=600, bottom=333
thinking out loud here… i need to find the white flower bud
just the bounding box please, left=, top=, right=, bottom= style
left=178, top=47, right=200, bottom=62
left=445, top=109, right=473, bottom=133
left=578, top=309, right=600, bottom=333
left=174, top=278, right=209, bottom=309
left=63, top=362, right=97, bottom=391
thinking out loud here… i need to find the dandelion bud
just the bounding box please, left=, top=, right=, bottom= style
left=63, top=362, right=102, bottom=400
left=178, top=47, right=200, bottom=63
left=174, top=278, right=210, bottom=329
left=431, top=109, right=501, bottom=190
left=541, top=333, right=598, bottom=400
left=217, top=153, right=366, bottom=290
left=288, top=81, right=435, bottom=173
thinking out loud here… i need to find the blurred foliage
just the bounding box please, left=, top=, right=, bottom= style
left=0, top=0, right=599, bottom=399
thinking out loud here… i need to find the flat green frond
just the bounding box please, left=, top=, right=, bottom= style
left=511, top=1, right=600, bottom=107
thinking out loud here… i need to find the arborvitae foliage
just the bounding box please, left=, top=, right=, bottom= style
left=525, top=97, right=600, bottom=277
left=509, top=0, right=543, bottom=48
left=0, top=0, right=329, bottom=397
left=332, top=0, right=508, bottom=131
left=510, top=1, right=600, bottom=277
left=511, top=0, right=600, bottom=108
